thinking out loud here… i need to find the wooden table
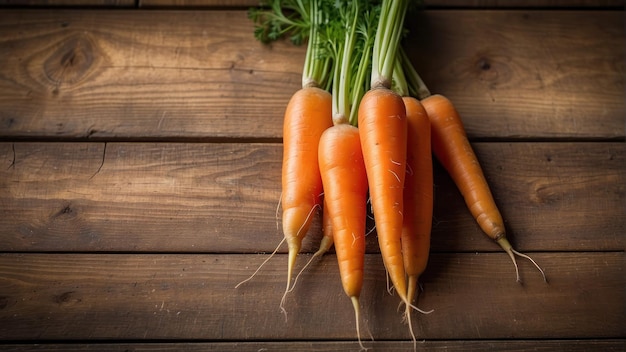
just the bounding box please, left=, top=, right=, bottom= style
left=0, top=1, right=624, bottom=351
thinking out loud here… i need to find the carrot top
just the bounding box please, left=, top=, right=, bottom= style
left=325, top=1, right=378, bottom=126
left=371, top=0, right=409, bottom=89
left=249, top=0, right=332, bottom=89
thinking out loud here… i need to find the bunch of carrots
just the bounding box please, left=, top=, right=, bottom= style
left=239, top=0, right=546, bottom=350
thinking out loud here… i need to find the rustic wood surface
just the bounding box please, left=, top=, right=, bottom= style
left=1, top=142, right=624, bottom=253
left=0, top=253, right=623, bottom=340
left=0, top=10, right=623, bottom=140
left=0, top=1, right=624, bottom=351
left=2, top=0, right=624, bottom=7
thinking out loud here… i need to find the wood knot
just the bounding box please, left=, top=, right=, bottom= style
left=54, top=291, right=82, bottom=305
left=477, top=58, right=491, bottom=71
left=472, top=54, right=512, bottom=86
left=53, top=203, right=77, bottom=219
left=530, top=180, right=562, bottom=205
left=44, top=34, right=98, bottom=86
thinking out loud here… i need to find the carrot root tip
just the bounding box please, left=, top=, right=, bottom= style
left=511, top=247, right=548, bottom=283
left=403, top=303, right=417, bottom=352
left=497, top=237, right=547, bottom=283
left=279, top=284, right=289, bottom=322
left=349, top=296, right=368, bottom=351
left=234, top=237, right=286, bottom=289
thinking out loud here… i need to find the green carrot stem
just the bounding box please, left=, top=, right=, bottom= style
left=399, top=46, right=431, bottom=99
left=371, top=0, right=409, bottom=89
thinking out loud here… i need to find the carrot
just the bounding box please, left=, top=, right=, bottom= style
left=401, top=96, right=433, bottom=305
left=393, top=51, right=434, bottom=301
left=421, top=93, right=546, bottom=283
left=280, top=85, right=332, bottom=310
left=313, top=3, right=377, bottom=348
left=240, top=1, right=334, bottom=317
left=318, top=123, right=368, bottom=350
left=359, top=0, right=411, bottom=308
left=358, top=87, right=409, bottom=305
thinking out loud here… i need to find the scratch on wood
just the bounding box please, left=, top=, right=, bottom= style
left=89, top=142, right=107, bottom=180
left=7, top=143, right=16, bottom=169
left=158, top=111, right=166, bottom=130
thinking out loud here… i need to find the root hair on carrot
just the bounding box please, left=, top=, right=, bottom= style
left=235, top=236, right=286, bottom=289
left=275, top=192, right=282, bottom=230
left=291, top=235, right=333, bottom=295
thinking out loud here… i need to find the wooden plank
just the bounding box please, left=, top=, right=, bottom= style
left=0, top=10, right=623, bottom=140
left=1, top=340, right=625, bottom=351
left=0, top=0, right=134, bottom=6
left=405, top=10, right=625, bottom=140
left=0, top=252, right=623, bottom=340
left=1, top=142, right=624, bottom=253
left=0, top=9, right=301, bottom=141
left=139, top=0, right=257, bottom=6
left=423, top=0, right=626, bottom=6
left=4, top=0, right=621, bottom=8
left=137, top=0, right=626, bottom=8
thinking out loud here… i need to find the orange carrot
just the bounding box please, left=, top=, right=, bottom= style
left=239, top=1, right=334, bottom=310
left=318, top=123, right=368, bottom=349
left=401, top=96, right=433, bottom=304
left=358, top=87, right=409, bottom=305
left=281, top=86, right=333, bottom=301
left=421, top=94, right=545, bottom=283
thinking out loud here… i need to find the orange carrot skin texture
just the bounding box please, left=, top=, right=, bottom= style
left=401, top=96, right=433, bottom=280
left=421, top=94, right=505, bottom=240
left=358, top=87, right=408, bottom=302
left=318, top=124, right=368, bottom=298
left=282, top=87, right=333, bottom=261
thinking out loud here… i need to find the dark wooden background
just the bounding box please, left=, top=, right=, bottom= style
left=0, top=1, right=624, bottom=351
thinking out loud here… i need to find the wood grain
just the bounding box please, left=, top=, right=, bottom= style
left=2, top=340, right=626, bottom=351
left=0, top=0, right=134, bottom=5
left=405, top=10, right=625, bottom=140
left=0, top=9, right=301, bottom=140
left=2, top=0, right=621, bottom=8
left=0, top=10, right=623, bottom=140
left=0, top=4, right=624, bottom=350
left=137, top=0, right=626, bottom=8
left=0, top=252, right=623, bottom=340
left=1, top=142, right=623, bottom=253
